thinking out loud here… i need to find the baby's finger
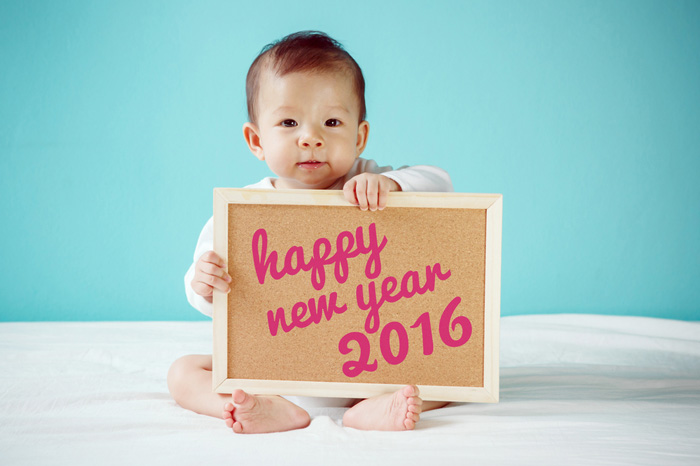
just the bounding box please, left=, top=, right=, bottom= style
left=377, top=184, right=389, bottom=210
left=199, top=261, right=232, bottom=283
left=195, top=273, right=231, bottom=294
left=355, top=177, right=369, bottom=211
left=366, top=179, right=379, bottom=211
left=343, top=179, right=359, bottom=205
left=200, top=251, right=226, bottom=268
left=191, top=280, right=214, bottom=297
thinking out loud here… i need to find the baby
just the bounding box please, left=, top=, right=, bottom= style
left=168, top=31, right=453, bottom=433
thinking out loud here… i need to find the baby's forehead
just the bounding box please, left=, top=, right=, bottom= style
left=259, top=65, right=353, bottom=88
left=257, top=68, right=359, bottom=107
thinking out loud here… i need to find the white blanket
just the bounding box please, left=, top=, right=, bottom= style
left=1, top=315, right=699, bottom=465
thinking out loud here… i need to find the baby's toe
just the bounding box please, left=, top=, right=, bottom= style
left=232, top=389, right=254, bottom=409
left=223, top=402, right=235, bottom=417
left=402, top=385, right=420, bottom=398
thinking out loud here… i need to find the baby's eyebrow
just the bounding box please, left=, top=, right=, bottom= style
left=325, top=105, right=350, bottom=114
left=271, top=105, right=351, bottom=115
left=272, top=106, right=296, bottom=114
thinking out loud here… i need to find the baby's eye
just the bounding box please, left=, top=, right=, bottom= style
left=325, top=119, right=342, bottom=127
left=281, top=119, right=297, bottom=127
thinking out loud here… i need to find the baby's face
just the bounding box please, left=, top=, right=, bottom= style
left=247, top=69, right=368, bottom=190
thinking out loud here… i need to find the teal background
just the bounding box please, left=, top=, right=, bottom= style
left=1, top=0, right=698, bottom=322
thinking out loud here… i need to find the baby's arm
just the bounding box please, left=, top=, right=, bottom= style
left=184, top=217, right=223, bottom=317
left=343, top=163, right=453, bottom=210
left=380, top=164, right=453, bottom=193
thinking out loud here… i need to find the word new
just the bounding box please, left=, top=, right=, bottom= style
left=252, top=223, right=387, bottom=291
left=267, top=292, right=347, bottom=337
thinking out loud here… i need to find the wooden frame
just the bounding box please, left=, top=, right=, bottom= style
left=212, top=189, right=502, bottom=402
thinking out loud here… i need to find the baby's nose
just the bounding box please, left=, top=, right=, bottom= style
left=299, top=132, right=324, bottom=148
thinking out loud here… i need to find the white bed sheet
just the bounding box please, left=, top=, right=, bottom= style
left=1, top=314, right=699, bottom=465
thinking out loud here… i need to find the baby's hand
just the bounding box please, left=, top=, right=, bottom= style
left=343, top=173, right=401, bottom=211
left=191, top=251, right=232, bottom=302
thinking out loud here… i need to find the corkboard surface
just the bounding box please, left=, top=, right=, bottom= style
left=226, top=203, right=486, bottom=388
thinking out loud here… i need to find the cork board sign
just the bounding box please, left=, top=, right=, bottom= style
left=212, top=189, right=502, bottom=402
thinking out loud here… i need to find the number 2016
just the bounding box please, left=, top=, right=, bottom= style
left=338, top=296, right=471, bottom=377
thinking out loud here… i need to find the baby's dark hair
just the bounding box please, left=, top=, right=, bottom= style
left=246, top=30, right=366, bottom=124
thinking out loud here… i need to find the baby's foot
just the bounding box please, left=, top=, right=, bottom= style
left=342, top=385, right=422, bottom=431
left=222, top=389, right=310, bottom=434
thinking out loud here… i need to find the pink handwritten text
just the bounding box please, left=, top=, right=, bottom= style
left=252, top=223, right=388, bottom=291
left=267, top=292, right=348, bottom=336
left=355, top=263, right=452, bottom=334
left=339, top=296, right=470, bottom=378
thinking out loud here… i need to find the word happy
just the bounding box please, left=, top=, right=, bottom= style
left=252, top=223, right=387, bottom=290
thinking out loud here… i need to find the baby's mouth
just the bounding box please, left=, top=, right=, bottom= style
left=297, top=160, right=326, bottom=169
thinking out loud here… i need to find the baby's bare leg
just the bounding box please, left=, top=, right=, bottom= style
left=342, top=385, right=448, bottom=431
left=168, top=354, right=310, bottom=433
left=167, top=354, right=231, bottom=418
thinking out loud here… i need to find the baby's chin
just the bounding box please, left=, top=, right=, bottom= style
left=273, top=177, right=340, bottom=190
left=274, top=171, right=348, bottom=190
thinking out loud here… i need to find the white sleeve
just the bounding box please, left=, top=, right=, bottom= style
left=353, top=158, right=453, bottom=192
left=184, top=216, right=215, bottom=318
left=380, top=165, right=454, bottom=192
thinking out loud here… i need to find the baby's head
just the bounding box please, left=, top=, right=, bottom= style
left=243, top=31, right=370, bottom=190
left=246, top=31, right=366, bottom=126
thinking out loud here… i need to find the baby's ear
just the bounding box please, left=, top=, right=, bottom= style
left=356, top=120, right=369, bottom=156
left=243, top=122, right=265, bottom=161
